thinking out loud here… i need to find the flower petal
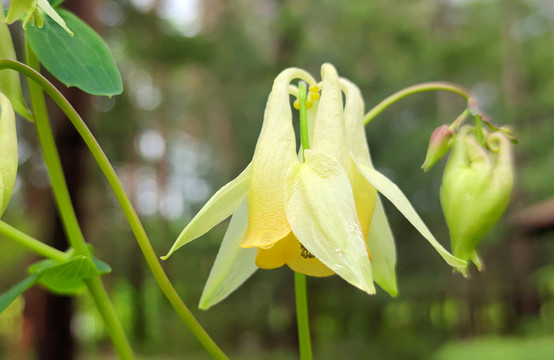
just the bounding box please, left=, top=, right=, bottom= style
left=311, top=64, right=348, bottom=164
left=285, top=150, right=375, bottom=294
left=255, top=232, right=294, bottom=270
left=199, top=200, right=257, bottom=310
left=285, top=237, right=334, bottom=278
left=367, top=195, right=398, bottom=296
left=255, top=232, right=334, bottom=277
left=0, top=93, right=18, bottom=216
left=340, top=78, right=373, bottom=167
left=338, top=78, right=377, bottom=240
left=352, top=154, right=467, bottom=268
left=162, top=163, right=252, bottom=259
left=241, top=68, right=316, bottom=248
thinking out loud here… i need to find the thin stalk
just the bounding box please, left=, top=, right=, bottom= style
left=295, top=82, right=313, bottom=360
left=24, top=49, right=135, bottom=360
left=299, top=81, right=310, bottom=153
left=0, top=58, right=228, bottom=359
left=0, top=221, right=67, bottom=261
left=448, top=108, right=471, bottom=130
left=364, top=82, right=471, bottom=125
left=294, top=273, right=312, bottom=360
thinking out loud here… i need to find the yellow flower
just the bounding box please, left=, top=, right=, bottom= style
left=163, top=64, right=466, bottom=309
left=0, top=93, right=18, bottom=217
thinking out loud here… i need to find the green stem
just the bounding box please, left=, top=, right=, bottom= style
left=448, top=108, right=470, bottom=130
left=295, top=81, right=313, bottom=360
left=474, top=114, right=485, bottom=144
left=0, top=58, right=228, bottom=359
left=299, top=82, right=310, bottom=153
left=0, top=221, right=67, bottom=261
left=364, top=82, right=471, bottom=125
left=294, top=273, right=312, bottom=360
left=24, top=49, right=135, bottom=360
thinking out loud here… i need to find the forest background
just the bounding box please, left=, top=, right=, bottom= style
left=0, top=0, right=553, bottom=359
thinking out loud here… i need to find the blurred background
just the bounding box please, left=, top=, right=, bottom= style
left=1, top=0, right=553, bottom=359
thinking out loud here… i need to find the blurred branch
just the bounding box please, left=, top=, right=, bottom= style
left=510, top=198, right=554, bottom=233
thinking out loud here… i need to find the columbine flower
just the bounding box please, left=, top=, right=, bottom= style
left=6, top=0, right=74, bottom=36
left=163, top=64, right=466, bottom=309
left=441, top=126, right=513, bottom=274
left=0, top=93, right=18, bottom=217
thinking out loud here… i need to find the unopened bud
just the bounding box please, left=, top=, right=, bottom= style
left=421, top=125, right=454, bottom=172
left=0, top=94, right=18, bottom=217
left=440, top=126, right=513, bottom=275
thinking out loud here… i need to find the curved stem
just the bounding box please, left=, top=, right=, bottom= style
left=0, top=220, right=67, bottom=261
left=0, top=58, right=228, bottom=360
left=295, top=82, right=313, bottom=360
left=364, top=82, right=471, bottom=125
left=25, top=49, right=135, bottom=360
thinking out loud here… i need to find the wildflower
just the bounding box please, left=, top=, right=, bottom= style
left=441, top=126, right=513, bottom=274
left=0, top=93, right=18, bottom=217
left=421, top=125, right=454, bottom=172
left=6, top=0, right=74, bottom=36
left=163, top=64, right=466, bottom=309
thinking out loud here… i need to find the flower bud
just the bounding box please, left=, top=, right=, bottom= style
left=421, top=125, right=454, bottom=172
left=440, top=126, right=513, bottom=274
left=0, top=93, right=18, bottom=217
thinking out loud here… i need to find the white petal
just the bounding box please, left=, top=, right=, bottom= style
left=352, top=155, right=467, bottom=268
left=367, top=195, right=397, bottom=296
left=162, top=163, right=251, bottom=259
left=199, top=200, right=257, bottom=310
left=311, top=64, right=348, bottom=164
left=285, top=150, right=375, bottom=294
left=340, top=77, right=373, bottom=167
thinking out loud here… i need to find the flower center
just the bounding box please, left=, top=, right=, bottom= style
left=300, top=244, right=315, bottom=259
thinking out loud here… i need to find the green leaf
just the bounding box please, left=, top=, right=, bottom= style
left=0, top=274, right=40, bottom=315
left=48, top=0, right=65, bottom=7
left=0, top=3, right=33, bottom=121
left=26, top=9, right=123, bottom=96
left=199, top=200, right=258, bottom=310
left=29, top=255, right=109, bottom=295
left=92, top=258, right=112, bottom=275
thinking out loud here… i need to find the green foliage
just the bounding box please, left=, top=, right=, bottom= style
left=0, top=3, right=33, bottom=120
left=29, top=255, right=111, bottom=295
left=0, top=274, right=40, bottom=315
left=433, top=337, right=554, bottom=360
left=26, top=9, right=122, bottom=96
